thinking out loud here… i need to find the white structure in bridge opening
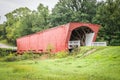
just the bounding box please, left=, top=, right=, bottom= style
left=68, top=33, right=106, bottom=49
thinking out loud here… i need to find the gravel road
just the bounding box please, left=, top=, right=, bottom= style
left=0, top=43, right=17, bottom=49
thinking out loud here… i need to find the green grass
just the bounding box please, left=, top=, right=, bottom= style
left=0, top=46, right=120, bottom=80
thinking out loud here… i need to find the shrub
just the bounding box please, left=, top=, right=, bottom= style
left=4, top=53, right=17, bottom=62
left=0, top=48, right=8, bottom=57
left=20, top=52, right=40, bottom=60
left=0, top=48, right=15, bottom=57
left=20, top=53, right=33, bottom=60
left=1, top=51, right=42, bottom=62
left=14, top=52, right=41, bottom=60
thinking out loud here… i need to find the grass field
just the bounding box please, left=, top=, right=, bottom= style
left=0, top=46, right=120, bottom=80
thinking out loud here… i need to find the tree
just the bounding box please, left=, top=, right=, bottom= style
left=3, top=3, right=50, bottom=45
left=50, top=0, right=98, bottom=26
left=0, top=23, right=6, bottom=39
left=5, top=7, right=31, bottom=44
left=16, top=3, right=50, bottom=37
left=95, top=0, right=120, bottom=45
left=32, top=3, right=50, bottom=32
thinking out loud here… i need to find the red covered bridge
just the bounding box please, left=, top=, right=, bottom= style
left=17, top=22, right=100, bottom=53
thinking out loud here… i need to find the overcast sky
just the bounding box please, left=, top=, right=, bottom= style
left=0, top=0, right=59, bottom=24
left=0, top=0, right=104, bottom=24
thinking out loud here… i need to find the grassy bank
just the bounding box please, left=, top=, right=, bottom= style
left=0, top=46, right=120, bottom=80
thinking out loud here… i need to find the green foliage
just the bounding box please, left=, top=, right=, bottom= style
left=20, top=53, right=33, bottom=60
left=94, top=0, right=120, bottom=45
left=20, top=52, right=40, bottom=60
left=70, top=47, right=80, bottom=55
left=0, top=48, right=8, bottom=57
left=55, top=51, right=68, bottom=58
left=46, top=44, right=55, bottom=52
left=2, top=3, right=50, bottom=45
left=4, top=53, right=17, bottom=62
left=1, top=0, right=120, bottom=46
left=50, top=0, right=98, bottom=26
left=0, top=48, right=14, bottom=57
left=4, top=7, right=31, bottom=44
left=0, top=49, right=41, bottom=62
left=0, top=24, right=6, bottom=40
left=0, top=47, right=120, bottom=80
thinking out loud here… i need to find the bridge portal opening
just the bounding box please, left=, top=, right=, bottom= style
left=68, top=26, right=94, bottom=50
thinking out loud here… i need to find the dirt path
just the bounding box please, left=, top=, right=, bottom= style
left=82, top=48, right=96, bottom=57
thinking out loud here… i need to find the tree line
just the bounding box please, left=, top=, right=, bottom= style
left=0, top=0, right=120, bottom=46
